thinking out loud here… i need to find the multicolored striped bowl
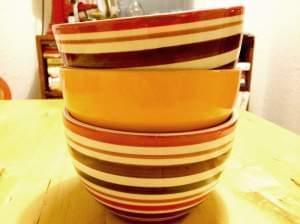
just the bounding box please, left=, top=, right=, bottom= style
left=61, top=68, right=240, bottom=132
left=63, top=109, right=238, bottom=222
left=53, top=6, right=244, bottom=69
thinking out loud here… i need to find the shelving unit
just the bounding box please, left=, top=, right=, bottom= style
left=36, top=35, right=63, bottom=99
left=237, top=33, right=255, bottom=110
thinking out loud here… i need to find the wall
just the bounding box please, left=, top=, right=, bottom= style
left=0, top=1, right=43, bottom=99
left=244, top=0, right=300, bottom=133
left=193, top=0, right=300, bottom=134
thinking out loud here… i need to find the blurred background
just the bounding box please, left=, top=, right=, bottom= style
left=0, top=0, right=300, bottom=134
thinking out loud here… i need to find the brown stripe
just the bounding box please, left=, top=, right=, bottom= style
left=84, top=182, right=209, bottom=204
left=69, top=146, right=230, bottom=178
left=62, top=34, right=241, bottom=68
left=64, top=110, right=237, bottom=147
left=68, top=137, right=233, bottom=159
left=77, top=170, right=221, bottom=194
left=91, top=190, right=206, bottom=212
left=54, top=6, right=243, bottom=34
left=59, top=21, right=242, bottom=44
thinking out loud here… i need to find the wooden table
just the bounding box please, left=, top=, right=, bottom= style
left=0, top=100, right=300, bottom=224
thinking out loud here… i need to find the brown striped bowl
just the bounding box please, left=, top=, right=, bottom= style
left=63, top=109, right=238, bottom=222
left=53, top=6, right=244, bottom=69
left=61, top=68, right=240, bottom=132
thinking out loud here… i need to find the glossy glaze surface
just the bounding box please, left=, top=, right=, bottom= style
left=63, top=110, right=238, bottom=221
left=53, top=6, right=244, bottom=69
left=61, top=68, right=240, bottom=132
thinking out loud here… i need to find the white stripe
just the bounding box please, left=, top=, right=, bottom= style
left=81, top=177, right=218, bottom=201
left=94, top=197, right=205, bottom=214
left=73, top=160, right=225, bottom=187
left=55, top=15, right=243, bottom=41
left=138, top=49, right=239, bottom=69
left=69, top=140, right=232, bottom=166
left=57, top=24, right=242, bottom=53
left=65, top=128, right=234, bottom=156
left=86, top=185, right=213, bottom=206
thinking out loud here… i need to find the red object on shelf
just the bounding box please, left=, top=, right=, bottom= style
left=47, top=0, right=98, bottom=34
left=47, top=0, right=69, bottom=34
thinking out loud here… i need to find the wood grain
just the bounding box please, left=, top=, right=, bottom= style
left=0, top=100, right=300, bottom=224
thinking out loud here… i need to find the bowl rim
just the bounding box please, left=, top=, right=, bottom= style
left=63, top=109, right=239, bottom=137
left=53, top=5, right=244, bottom=34
left=60, top=67, right=242, bottom=73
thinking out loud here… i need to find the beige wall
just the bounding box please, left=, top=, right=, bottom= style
left=244, top=0, right=300, bottom=133
left=0, top=1, right=42, bottom=99
left=194, top=0, right=300, bottom=133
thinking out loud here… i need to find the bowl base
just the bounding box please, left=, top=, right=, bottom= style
left=108, top=207, right=192, bottom=223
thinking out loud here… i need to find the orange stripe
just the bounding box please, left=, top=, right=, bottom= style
left=58, top=21, right=242, bottom=45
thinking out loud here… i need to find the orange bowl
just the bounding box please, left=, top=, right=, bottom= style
left=61, top=68, right=240, bottom=132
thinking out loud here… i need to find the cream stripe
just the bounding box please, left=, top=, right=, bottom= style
left=69, top=140, right=232, bottom=166
left=82, top=177, right=217, bottom=201
left=95, top=197, right=203, bottom=214
left=65, top=128, right=234, bottom=155
left=55, top=15, right=243, bottom=40
left=139, top=49, right=239, bottom=69
left=86, top=185, right=213, bottom=206
left=73, top=160, right=225, bottom=187
left=57, top=24, right=242, bottom=53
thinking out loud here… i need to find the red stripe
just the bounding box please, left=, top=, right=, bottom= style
left=64, top=112, right=236, bottom=147
left=111, top=210, right=189, bottom=222
left=58, top=21, right=242, bottom=45
left=53, top=6, right=244, bottom=34
left=109, top=206, right=192, bottom=219
left=88, top=188, right=207, bottom=212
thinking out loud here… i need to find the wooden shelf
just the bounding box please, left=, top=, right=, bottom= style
left=36, top=35, right=62, bottom=99
left=239, top=33, right=255, bottom=93
left=45, top=90, right=63, bottom=98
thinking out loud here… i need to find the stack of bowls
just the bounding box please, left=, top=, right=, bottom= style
left=53, top=5, right=244, bottom=223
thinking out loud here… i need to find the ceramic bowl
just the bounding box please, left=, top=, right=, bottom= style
left=63, top=109, right=238, bottom=222
left=53, top=6, right=244, bottom=69
left=60, top=68, right=240, bottom=132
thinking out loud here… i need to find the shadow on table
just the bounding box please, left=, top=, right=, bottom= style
left=18, top=178, right=229, bottom=224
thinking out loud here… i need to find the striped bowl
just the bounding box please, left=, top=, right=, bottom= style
left=61, top=68, right=240, bottom=132
left=63, top=109, right=238, bottom=222
left=53, top=6, right=244, bottom=69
